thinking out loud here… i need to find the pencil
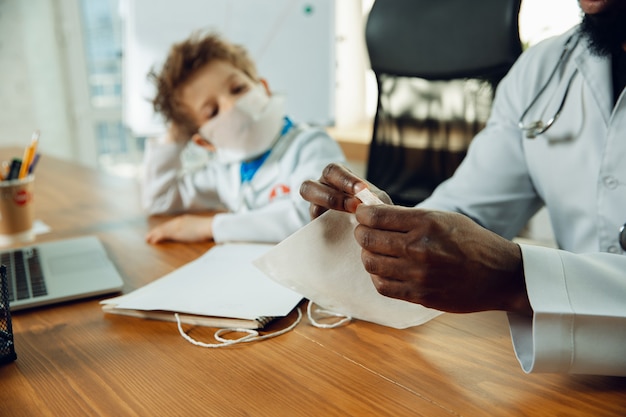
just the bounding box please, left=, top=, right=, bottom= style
left=0, top=161, right=8, bottom=181
left=19, top=130, right=39, bottom=179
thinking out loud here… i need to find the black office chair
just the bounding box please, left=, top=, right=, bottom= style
left=365, top=0, right=523, bottom=206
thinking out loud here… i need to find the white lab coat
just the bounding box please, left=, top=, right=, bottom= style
left=419, top=27, right=626, bottom=375
left=142, top=125, right=346, bottom=243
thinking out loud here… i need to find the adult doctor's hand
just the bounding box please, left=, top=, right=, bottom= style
left=299, top=163, right=392, bottom=219
left=300, top=163, right=532, bottom=315
left=355, top=205, right=531, bottom=315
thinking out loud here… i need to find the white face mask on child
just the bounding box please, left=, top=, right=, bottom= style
left=198, top=84, right=285, bottom=163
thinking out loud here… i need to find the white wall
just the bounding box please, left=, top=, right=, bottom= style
left=0, top=0, right=77, bottom=161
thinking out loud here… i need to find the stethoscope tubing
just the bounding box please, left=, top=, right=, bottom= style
left=517, top=31, right=582, bottom=139
left=516, top=30, right=626, bottom=252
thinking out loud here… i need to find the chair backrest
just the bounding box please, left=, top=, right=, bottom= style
left=365, top=0, right=522, bottom=206
left=365, top=0, right=522, bottom=82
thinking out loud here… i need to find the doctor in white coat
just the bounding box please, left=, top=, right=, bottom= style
left=300, top=0, right=626, bottom=375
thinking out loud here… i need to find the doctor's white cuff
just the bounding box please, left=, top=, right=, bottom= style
left=509, top=244, right=626, bottom=376
left=508, top=243, right=575, bottom=374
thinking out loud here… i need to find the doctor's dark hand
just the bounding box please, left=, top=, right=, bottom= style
left=299, top=163, right=392, bottom=219
left=354, top=204, right=532, bottom=315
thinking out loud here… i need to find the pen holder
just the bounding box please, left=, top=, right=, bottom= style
left=0, top=175, right=35, bottom=247
left=0, top=265, right=17, bottom=365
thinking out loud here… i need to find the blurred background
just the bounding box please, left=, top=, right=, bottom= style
left=0, top=0, right=581, bottom=179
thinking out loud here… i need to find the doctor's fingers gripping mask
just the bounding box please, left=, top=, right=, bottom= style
left=198, top=84, right=285, bottom=163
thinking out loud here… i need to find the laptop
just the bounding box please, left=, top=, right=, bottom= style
left=0, top=236, right=124, bottom=311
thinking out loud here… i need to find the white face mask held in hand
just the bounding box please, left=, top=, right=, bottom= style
left=198, top=84, right=285, bottom=163
left=253, top=189, right=443, bottom=329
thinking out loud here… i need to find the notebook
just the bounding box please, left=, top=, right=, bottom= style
left=1, top=236, right=124, bottom=311
left=101, top=243, right=302, bottom=330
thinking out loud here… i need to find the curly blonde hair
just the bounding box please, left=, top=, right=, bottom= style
left=148, top=31, right=258, bottom=135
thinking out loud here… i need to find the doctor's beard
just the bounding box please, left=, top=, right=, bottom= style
left=580, top=10, right=626, bottom=57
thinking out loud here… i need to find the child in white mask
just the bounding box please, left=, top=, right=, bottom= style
left=141, top=32, right=346, bottom=244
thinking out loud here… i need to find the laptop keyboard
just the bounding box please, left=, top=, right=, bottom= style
left=1, top=248, right=48, bottom=302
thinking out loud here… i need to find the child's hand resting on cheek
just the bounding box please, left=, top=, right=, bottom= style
left=161, top=122, right=197, bottom=145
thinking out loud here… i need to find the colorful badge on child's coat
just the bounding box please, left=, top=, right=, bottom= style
left=269, top=184, right=290, bottom=201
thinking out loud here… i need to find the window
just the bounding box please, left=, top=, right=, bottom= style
left=75, top=0, right=143, bottom=176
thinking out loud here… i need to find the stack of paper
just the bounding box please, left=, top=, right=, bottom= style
left=101, top=243, right=303, bottom=329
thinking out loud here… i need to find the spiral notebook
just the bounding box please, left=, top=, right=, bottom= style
left=101, top=243, right=302, bottom=329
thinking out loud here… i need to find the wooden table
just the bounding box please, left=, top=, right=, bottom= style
left=0, top=150, right=624, bottom=417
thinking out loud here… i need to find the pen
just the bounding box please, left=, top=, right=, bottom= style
left=6, top=159, right=22, bottom=181
left=27, top=153, right=41, bottom=175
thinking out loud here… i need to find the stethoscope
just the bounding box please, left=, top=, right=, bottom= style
left=517, top=31, right=582, bottom=139
left=517, top=31, right=626, bottom=252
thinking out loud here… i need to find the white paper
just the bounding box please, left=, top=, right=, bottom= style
left=33, top=219, right=51, bottom=235
left=253, top=208, right=443, bottom=329
left=101, top=243, right=302, bottom=320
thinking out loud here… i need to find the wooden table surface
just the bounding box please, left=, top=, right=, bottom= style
left=0, top=149, right=624, bottom=417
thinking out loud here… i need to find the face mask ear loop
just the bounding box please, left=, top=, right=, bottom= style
left=175, top=308, right=302, bottom=348
left=306, top=300, right=352, bottom=329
